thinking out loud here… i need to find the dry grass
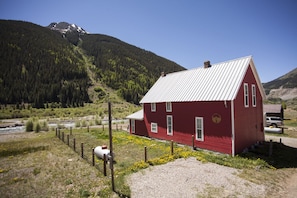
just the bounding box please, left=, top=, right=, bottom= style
left=0, top=131, right=109, bottom=198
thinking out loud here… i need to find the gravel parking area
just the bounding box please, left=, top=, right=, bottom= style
left=127, top=157, right=266, bottom=198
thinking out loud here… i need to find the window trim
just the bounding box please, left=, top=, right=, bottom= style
left=131, top=119, right=135, bottom=133
left=244, top=83, right=249, bottom=107
left=151, top=103, right=156, bottom=112
left=151, top=122, right=158, bottom=133
left=195, top=117, right=204, bottom=141
left=252, top=84, right=256, bottom=107
left=166, top=102, right=172, bottom=112
left=166, top=115, right=173, bottom=135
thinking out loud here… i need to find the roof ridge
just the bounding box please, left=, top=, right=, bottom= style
left=202, top=55, right=252, bottom=67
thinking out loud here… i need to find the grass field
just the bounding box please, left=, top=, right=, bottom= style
left=0, top=102, right=296, bottom=197
left=1, top=126, right=296, bottom=197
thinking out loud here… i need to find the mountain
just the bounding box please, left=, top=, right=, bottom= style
left=263, top=68, right=297, bottom=100
left=47, top=22, right=88, bottom=35
left=47, top=22, right=88, bottom=45
left=0, top=20, right=185, bottom=107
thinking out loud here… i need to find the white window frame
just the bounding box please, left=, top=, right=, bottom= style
left=151, top=103, right=156, bottom=112
left=166, top=102, right=172, bottom=112
left=195, top=117, right=204, bottom=141
left=151, top=122, right=158, bottom=133
left=244, top=83, right=249, bottom=107
left=131, top=119, right=135, bottom=133
left=166, top=115, right=173, bottom=135
left=252, top=84, right=256, bottom=107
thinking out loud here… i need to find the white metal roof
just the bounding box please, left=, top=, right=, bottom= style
left=140, top=56, right=264, bottom=103
left=126, top=109, right=144, bottom=120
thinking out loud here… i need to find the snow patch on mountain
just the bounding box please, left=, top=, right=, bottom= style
left=47, top=22, right=88, bottom=34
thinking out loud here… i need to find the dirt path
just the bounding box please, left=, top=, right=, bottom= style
left=265, top=134, right=297, bottom=148
left=283, top=171, right=297, bottom=198
left=266, top=134, right=297, bottom=198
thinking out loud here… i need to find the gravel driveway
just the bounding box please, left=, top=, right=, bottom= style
left=128, top=135, right=297, bottom=198
left=127, top=157, right=266, bottom=198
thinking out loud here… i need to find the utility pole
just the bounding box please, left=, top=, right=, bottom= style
left=108, top=101, right=115, bottom=192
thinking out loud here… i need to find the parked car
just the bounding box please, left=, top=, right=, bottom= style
left=266, top=116, right=283, bottom=128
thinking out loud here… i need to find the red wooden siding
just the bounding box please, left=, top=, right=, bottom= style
left=233, top=65, right=264, bottom=154
left=129, top=119, right=148, bottom=136
left=144, top=101, right=233, bottom=154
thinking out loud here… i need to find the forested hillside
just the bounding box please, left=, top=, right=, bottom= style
left=0, top=20, right=185, bottom=107
left=0, top=20, right=89, bottom=108
left=80, top=34, right=184, bottom=103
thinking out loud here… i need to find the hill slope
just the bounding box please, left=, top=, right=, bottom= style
left=263, top=68, right=297, bottom=100
left=0, top=20, right=185, bottom=107
left=0, top=20, right=90, bottom=108
left=79, top=33, right=184, bottom=103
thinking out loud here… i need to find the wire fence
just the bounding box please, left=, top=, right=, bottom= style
left=55, top=128, right=108, bottom=176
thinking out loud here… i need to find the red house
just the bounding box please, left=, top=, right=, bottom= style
left=127, top=56, right=265, bottom=156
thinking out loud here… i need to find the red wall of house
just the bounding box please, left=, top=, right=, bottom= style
left=233, top=65, right=264, bottom=154
left=130, top=119, right=148, bottom=136
left=143, top=101, right=233, bottom=154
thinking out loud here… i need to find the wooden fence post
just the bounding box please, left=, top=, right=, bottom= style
left=56, top=128, right=58, bottom=137
left=192, top=135, right=195, bottom=150
left=269, top=140, right=273, bottom=157
left=58, top=129, right=61, bottom=139
left=81, top=143, right=84, bottom=158
left=103, top=154, right=107, bottom=176
left=67, top=134, right=69, bottom=146
left=171, top=140, right=174, bottom=155
left=62, top=132, right=64, bottom=142
left=144, top=146, right=147, bottom=162
left=92, top=148, right=95, bottom=166
left=73, top=138, right=76, bottom=151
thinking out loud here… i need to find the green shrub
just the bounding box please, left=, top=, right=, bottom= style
left=75, top=121, right=81, bottom=127
left=81, top=119, right=87, bottom=127
left=41, top=121, right=49, bottom=131
left=25, top=119, right=34, bottom=132
left=95, top=119, right=102, bottom=125
left=34, top=122, right=41, bottom=133
left=79, top=188, right=90, bottom=198
left=33, top=168, right=41, bottom=175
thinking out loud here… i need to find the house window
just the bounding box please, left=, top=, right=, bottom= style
left=151, top=122, right=158, bottom=133
left=166, top=102, right=172, bottom=112
left=252, top=84, right=256, bottom=107
left=195, top=117, right=204, bottom=141
left=244, top=83, right=249, bottom=107
left=151, top=103, right=156, bottom=112
left=131, top=120, right=135, bottom=133
left=167, top=115, right=173, bottom=135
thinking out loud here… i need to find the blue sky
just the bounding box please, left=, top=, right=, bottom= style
left=0, top=0, right=296, bottom=83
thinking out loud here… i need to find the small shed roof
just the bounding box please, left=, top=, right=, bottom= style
left=263, top=104, right=282, bottom=113
left=140, top=56, right=265, bottom=103
left=126, top=109, right=143, bottom=120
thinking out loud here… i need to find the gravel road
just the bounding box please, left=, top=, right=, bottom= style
left=127, top=157, right=266, bottom=198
